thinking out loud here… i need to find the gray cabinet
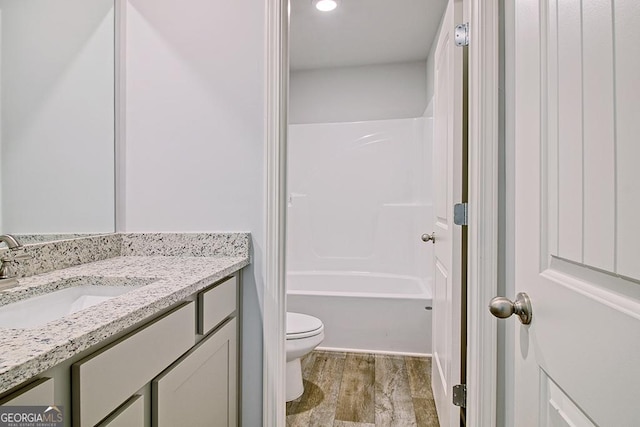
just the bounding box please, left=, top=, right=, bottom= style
left=153, top=318, right=237, bottom=427
left=73, top=302, right=196, bottom=426
left=68, top=274, right=241, bottom=426
left=0, top=272, right=241, bottom=427
left=5, top=272, right=244, bottom=427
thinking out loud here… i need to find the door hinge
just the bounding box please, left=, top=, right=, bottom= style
left=454, top=203, right=468, bottom=226
left=453, top=384, right=467, bottom=408
left=454, top=23, right=469, bottom=47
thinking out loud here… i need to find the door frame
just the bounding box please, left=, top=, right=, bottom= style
left=465, top=0, right=500, bottom=425
left=263, top=0, right=288, bottom=426
left=263, top=1, right=499, bottom=426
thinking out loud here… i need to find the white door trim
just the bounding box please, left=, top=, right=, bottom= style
left=263, top=0, right=288, bottom=426
left=262, top=1, right=499, bottom=426
left=466, top=0, right=499, bottom=425
left=114, top=0, right=126, bottom=232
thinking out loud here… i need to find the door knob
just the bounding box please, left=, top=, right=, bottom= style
left=421, top=233, right=435, bottom=243
left=489, top=292, right=532, bottom=325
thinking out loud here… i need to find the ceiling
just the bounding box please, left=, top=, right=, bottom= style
left=289, top=0, right=448, bottom=71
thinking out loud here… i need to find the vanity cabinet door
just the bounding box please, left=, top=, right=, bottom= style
left=97, top=395, right=144, bottom=427
left=153, top=318, right=237, bottom=427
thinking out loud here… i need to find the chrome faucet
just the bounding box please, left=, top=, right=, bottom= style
left=0, top=234, right=31, bottom=289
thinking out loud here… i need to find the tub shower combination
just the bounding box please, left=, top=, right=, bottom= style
left=287, top=117, right=433, bottom=355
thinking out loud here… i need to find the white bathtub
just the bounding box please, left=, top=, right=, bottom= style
left=287, top=271, right=432, bottom=356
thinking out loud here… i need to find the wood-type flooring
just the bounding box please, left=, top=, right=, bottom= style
left=286, top=351, right=439, bottom=427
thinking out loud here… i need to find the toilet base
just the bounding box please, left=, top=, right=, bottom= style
left=286, top=358, right=304, bottom=402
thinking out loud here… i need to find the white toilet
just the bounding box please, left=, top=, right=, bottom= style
left=286, top=312, right=324, bottom=401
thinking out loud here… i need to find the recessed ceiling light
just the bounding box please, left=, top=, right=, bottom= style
left=313, top=0, right=339, bottom=12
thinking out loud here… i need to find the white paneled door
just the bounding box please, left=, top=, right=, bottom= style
left=431, top=1, right=465, bottom=426
left=512, top=0, right=640, bottom=425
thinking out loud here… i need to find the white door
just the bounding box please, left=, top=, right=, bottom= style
left=511, top=0, right=640, bottom=425
left=431, top=0, right=465, bottom=425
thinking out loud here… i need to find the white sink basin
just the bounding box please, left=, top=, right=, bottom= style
left=0, top=284, right=144, bottom=329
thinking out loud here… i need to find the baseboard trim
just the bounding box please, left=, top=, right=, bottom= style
left=316, top=346, right=432, bottom=358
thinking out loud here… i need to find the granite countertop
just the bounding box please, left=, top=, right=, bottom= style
left=0, top=254, right=249, bottom=394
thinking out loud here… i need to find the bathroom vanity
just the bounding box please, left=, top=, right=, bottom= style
left=0, top=234, right=249, bottom=427
left=0, top=1, right=253, bottom=424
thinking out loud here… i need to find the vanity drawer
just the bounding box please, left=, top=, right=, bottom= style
left=0, top=377, right=54, bottom=406
left=198, top=276, right=237, bottom=335
left=73, top=302, right=195, bottom=427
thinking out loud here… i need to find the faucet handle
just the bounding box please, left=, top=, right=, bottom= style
left=0, top=250, right=31, bottom=282
left=0, top=257, right=17, bottom=279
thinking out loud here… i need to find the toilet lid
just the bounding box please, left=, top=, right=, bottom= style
left=287, top=312, right=323, bottom=339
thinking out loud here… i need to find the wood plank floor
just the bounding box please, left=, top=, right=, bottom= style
left=286, top=351, right=439, bottom=427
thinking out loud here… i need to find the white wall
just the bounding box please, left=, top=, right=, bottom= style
left=289, top=61, right=427, bottom=124
left=0, top=0, right=115, bottom=233
left=123, top=1, right=265, bottom=424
